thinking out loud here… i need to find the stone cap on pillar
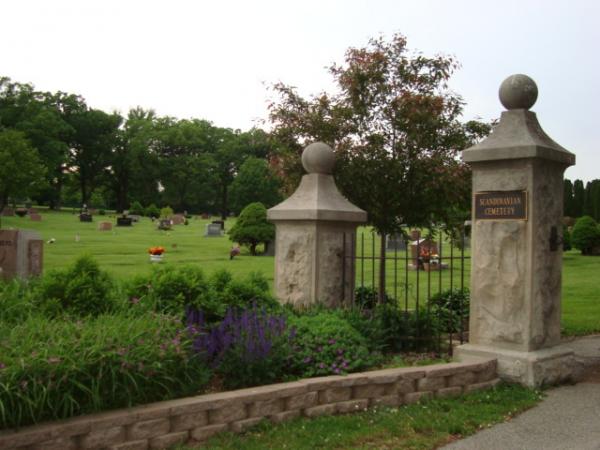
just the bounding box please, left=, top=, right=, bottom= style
left=267, top=142, right=367, bottom=222
left=462, top=74, right=575, bottom=167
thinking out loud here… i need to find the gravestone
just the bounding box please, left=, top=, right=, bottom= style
left=79, top=213, right=93, bottom=222
left=88, top=208, right=98, bottom=215
left=15, top=208, right=27, bottom=217
left=30, top=213, right=42, bottom=222
left=409, top=238, right=438, bottom=269
left=204, top=223, right=222, bottom=237
left=158, top=219, right=172, bottom=230
left=455, top=74, right=577, bottom=387
left=2, top=208, right=14, bottom=217
left=386, top=234, right=407, bottom=251
left=171, top=214, right=185, bottom=225
left=128, top=214, right=142, bottom=223
left=98, top=222, right=112, bottom=231
left=116, top=216, right=133, bottom=226
left=0, top=230, right=43, bottom=280
left=268, top=142, right=367, bottom=308
left=212, top=220, right=225, bottom=230
left=201, top=213, right=210, bottom=219
left=27, top=208, right=37, bottom=215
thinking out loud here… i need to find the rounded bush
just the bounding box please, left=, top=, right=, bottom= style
left=287, top=312, right=379, bottom=378
left=571, top=216, right=600, bottom=255
left=35, top=255, right=116, bottom=317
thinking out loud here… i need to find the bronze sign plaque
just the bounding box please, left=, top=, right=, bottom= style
left=474, top=190, right=527, bottom=221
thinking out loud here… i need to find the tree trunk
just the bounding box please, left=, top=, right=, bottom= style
left=378, top=234, right=386, bottom=304
left=220, top=184, right=228, bottom=221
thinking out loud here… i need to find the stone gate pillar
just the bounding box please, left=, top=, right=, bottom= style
left=455, top=74, right=576, bottom=387
left=267, top=142, right=367, bottom=308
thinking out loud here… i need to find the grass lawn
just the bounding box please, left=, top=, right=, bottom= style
left=175, top=383, right=542, bottom=450
left=1, top=210, right=598, bottom=335
left=1, top=210, right=274, bottom=283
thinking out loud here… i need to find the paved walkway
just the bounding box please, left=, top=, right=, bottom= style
left=442, top=335, right=600, bottom=450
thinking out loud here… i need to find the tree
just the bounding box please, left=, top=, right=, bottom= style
left=68, top=108, right=122, bottom=205
left=228, top=202, right=275, bottom=255
left=573, top=179, right=585, bottom=217
left=268, top=33, right=490, bottom=300
left=0, top=130, right=45, bottom=222
left=563, top=179, right=575, bottom=218
left=0, top=77, right=84, bottom=209
left=229, top=157, right=282, bottom=214
left=571, top=215, right=600, bottom=255
left=153, top=117, right=217, bottom=213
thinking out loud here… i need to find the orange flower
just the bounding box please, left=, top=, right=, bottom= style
left=148, top=246, right=165, bottom=255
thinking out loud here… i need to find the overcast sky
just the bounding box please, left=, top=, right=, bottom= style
left=3, top=0, right=598, bottom=181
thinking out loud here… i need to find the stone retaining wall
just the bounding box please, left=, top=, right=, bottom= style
left=0, top=359, right=498, bottom=450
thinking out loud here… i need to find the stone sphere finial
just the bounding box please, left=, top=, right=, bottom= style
left=302, top=142, right=335, bottom=174
left=499, top=74, right=538, bottom=110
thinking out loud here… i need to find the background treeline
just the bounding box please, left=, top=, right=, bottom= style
left=0, top=76, right=284, bottom=218
left=564, top=179, right=600, bottom=221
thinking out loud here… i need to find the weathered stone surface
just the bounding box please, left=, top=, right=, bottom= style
left=190, top=424, right=228, bottom=441
left=268, top=142, right=367, bottom=308
left=88, top=411, right=137, bottom=430
left=209, top=404, right=247, bottom=424
left=149, top=431, right=189, bottom=450
left=458, top=77, right=576, bottom=387
left=457, top=344, right=574, bottom=387
left=109, top=440, right=149, bottom=450
left=304, top=404, right=337, bottom=418
left=447, top=371, right=476, bottom=387
left=230, top=417, right=264, bottom=433
left=302, top=375, right=363, bottom=391
left=417, top=376, right=446, bottom=392
left=436, top=387, right=463, bottom=398
left=80, top=425, right=125, bottom=449
left=319, top=387, right=352, bottom=404
left=352, top=384, right=388, bottom=399
left=393, top=378, right=416, bottom=395
left=286, top=392, right=318, bottom=410
left=30, top=436, right=77, bottom=450
left=370, top=395, right=403, bottom=407
left=128, top=418, right=170, bottom=440
left=269, top=409, right=301, bottom=424
left=171, top=411, right=207, bottom=431
left=404, top=391, right=433, bottom=404
left=464, top=378, right=501, bottom=393
left=248, top=398, right=283, bottom=417
left=336, top=399, right=369, bottom=414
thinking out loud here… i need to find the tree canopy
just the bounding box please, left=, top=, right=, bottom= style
left=268, top=34, right=490, bottom=235
left=0, top=129, right=45, bottom=216
left=228, top=202, right=275, bottom=255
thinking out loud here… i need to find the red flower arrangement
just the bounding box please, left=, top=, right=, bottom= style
left=148, top=246, right=166, bottom=256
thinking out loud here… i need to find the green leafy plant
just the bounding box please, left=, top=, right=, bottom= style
left=228, top=202, right=274, bottom=255
left=145, top=203, right=160, bottom=218
left=129, top=200, right=145, bottom=215
left=160, top=205, right=174, bottom=219
left=571, top=215, right=600, bottom=255
left=287, top=312, right=379, bottom=378
left=0, top=312, right=211, bottom=429
left=429, top=288, right=470, bottom=334
left=34, top=255, right=117, bottom=317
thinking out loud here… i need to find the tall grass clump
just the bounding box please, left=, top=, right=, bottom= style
left=0, top=310, right=211, bottom=429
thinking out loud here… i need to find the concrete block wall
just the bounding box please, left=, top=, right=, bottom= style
left=0, top=359, right=498, bottom=450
